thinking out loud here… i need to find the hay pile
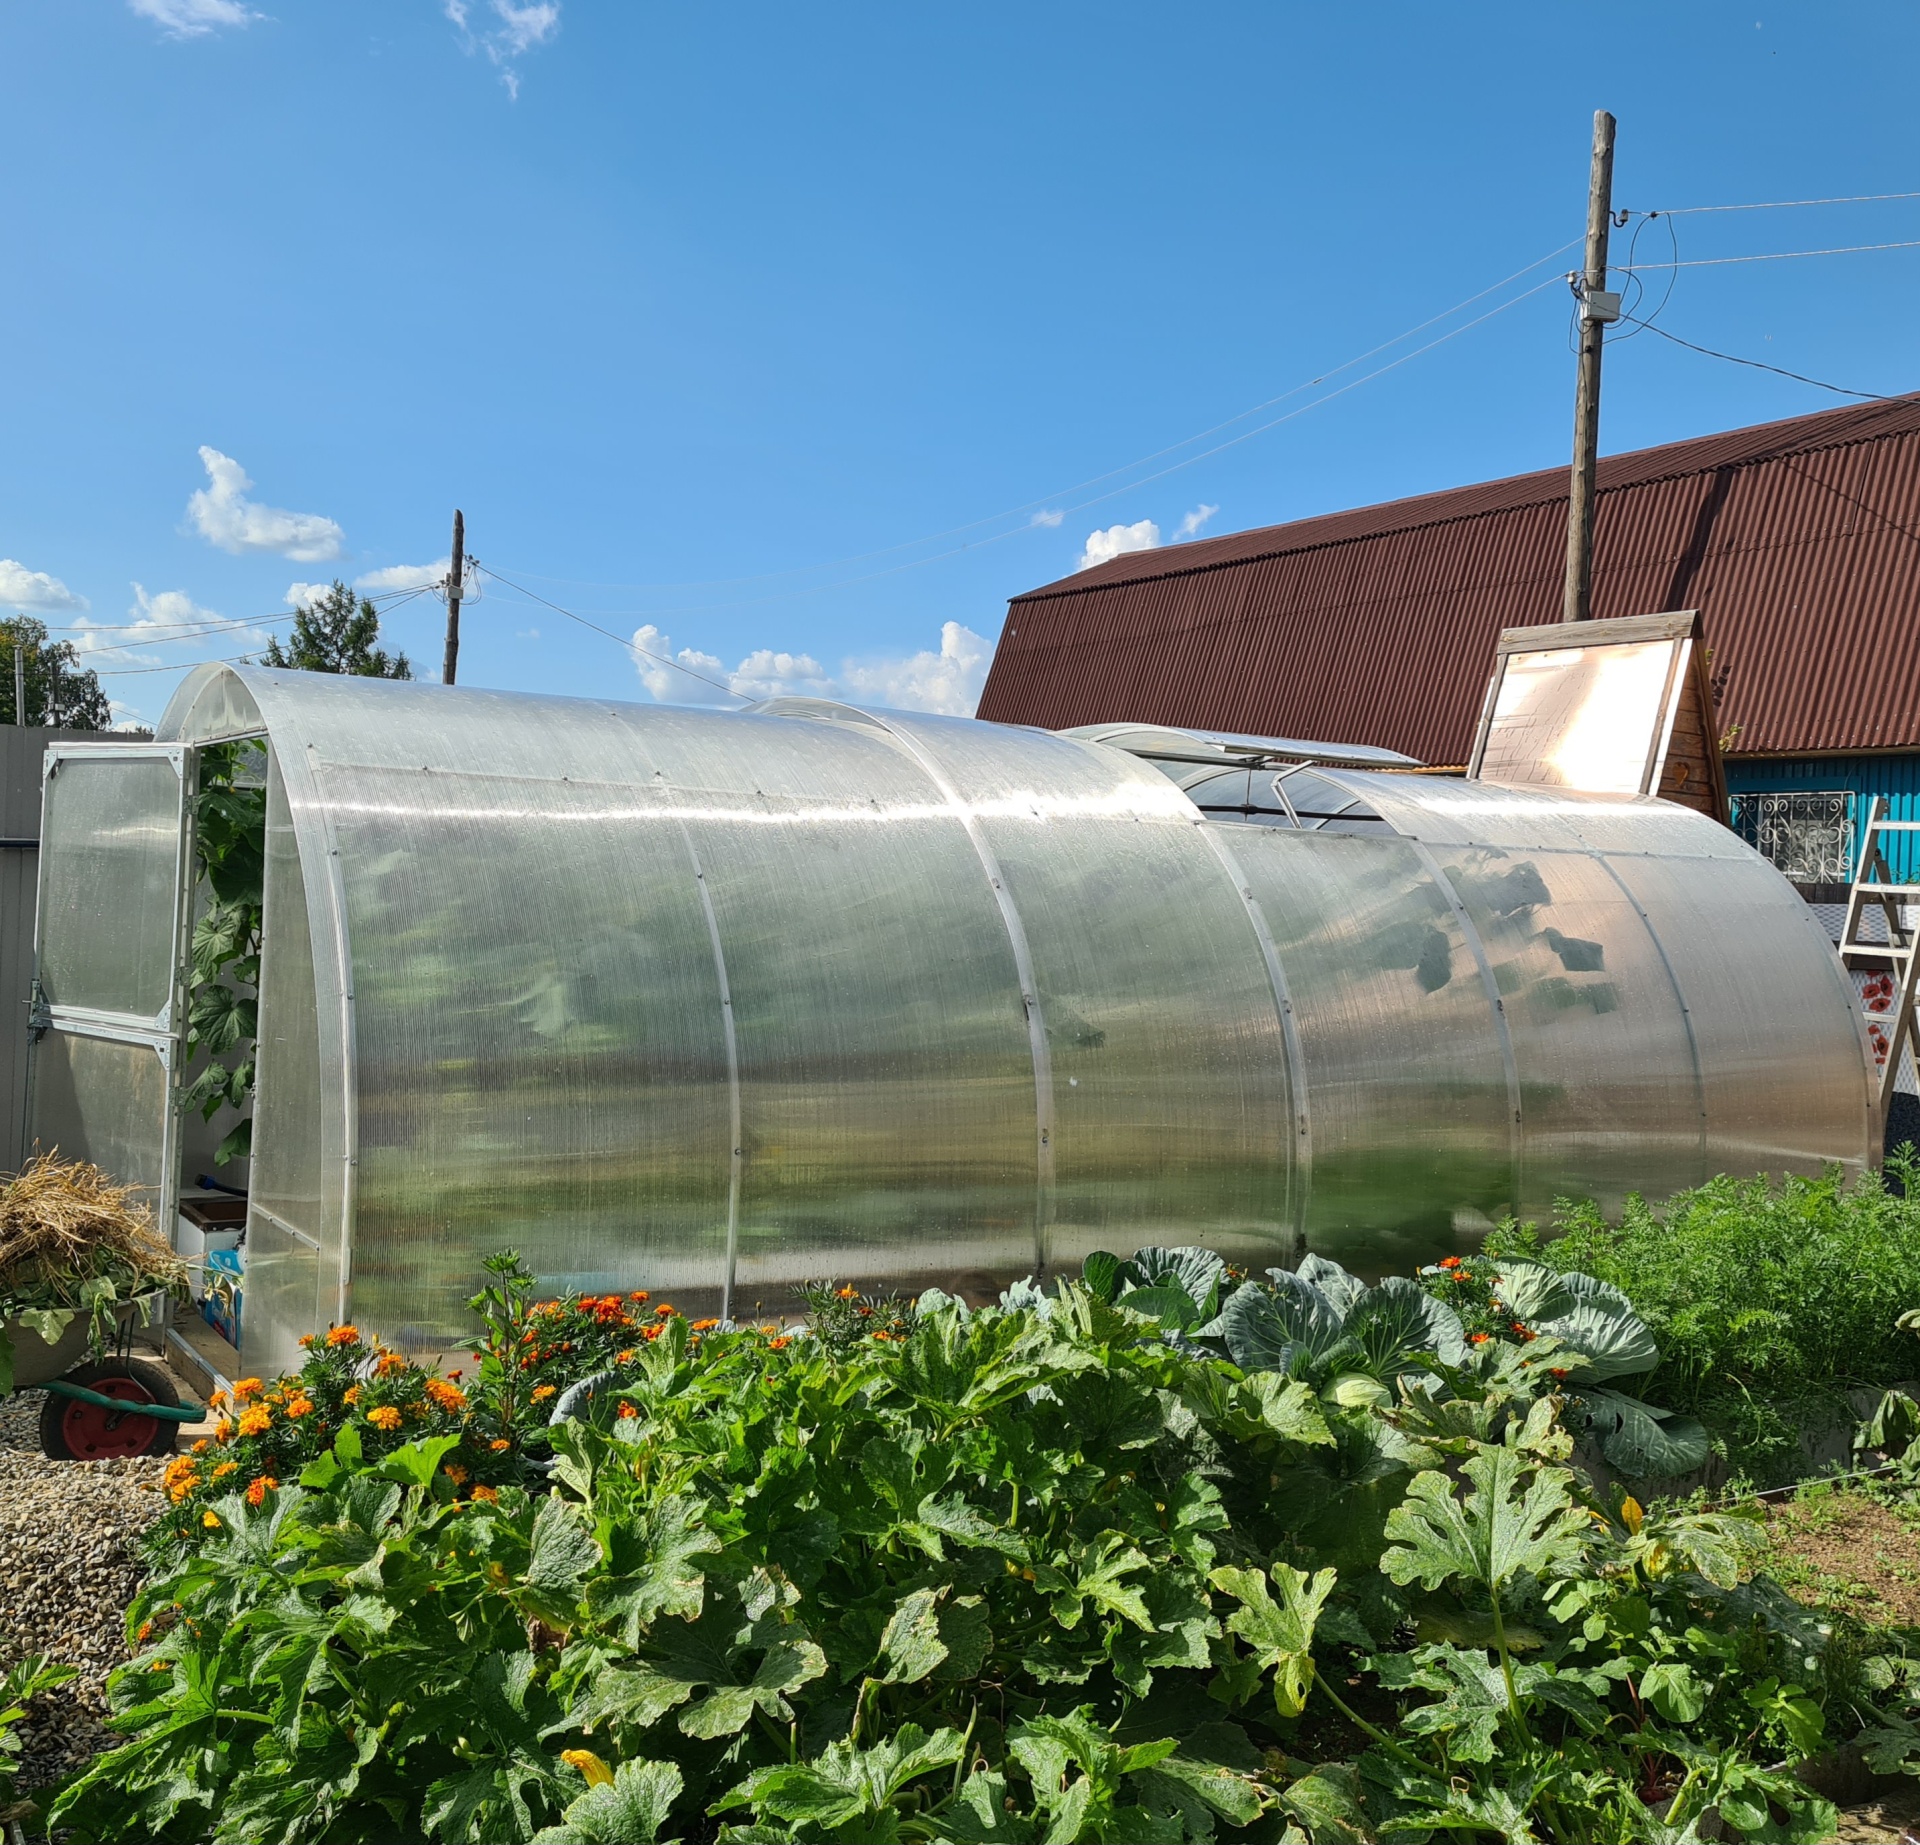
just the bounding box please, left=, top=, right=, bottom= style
left=0, top=1151, right=185, bottom=1311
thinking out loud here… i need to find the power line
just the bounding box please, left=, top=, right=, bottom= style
left=485, top=237, right=1586, bottom=597
left=1618, top=315, right=1892, bottom=400
left=473, top=566, right=752, bottom=703
left=1620, top=238, right=1920, bottom=271
left=1642, top=189, right=1920, bottom=216
left=482, top=269, right=1574, bottom=635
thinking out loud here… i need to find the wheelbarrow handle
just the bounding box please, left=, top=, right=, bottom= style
left=42, top=1377, right=209, bottom=1423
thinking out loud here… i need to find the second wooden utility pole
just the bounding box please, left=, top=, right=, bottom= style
left=1561, top=109, right=1619, bottom=623
left=442, top=509, right=465, bottom=686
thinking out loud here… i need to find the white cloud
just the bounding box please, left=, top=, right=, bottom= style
left=1175, top=503, right=1220, bottom=540
left=631, top=621, right=992, bottom=717
left=1078, top=518, right=1160, bottom=571
left=842, top=622, right=990, bottom=717
left=631, top=624, right=730, bottom=702
left=70, top=584, right=262, bottom=664
left=1029, top=508, right=1065, bottom=529
left=284, top=581, right=330, bottom=610
left=447, top=0, right=560, bottom=98
left=729, top=647, right=835, bottom=702
left=189, top=448, right=345, bottom=561
left=0, top=559, right=89, bottom=613
left=357, top=558, right=449, bottom=593
left=128, top=0, right=258, bottom=36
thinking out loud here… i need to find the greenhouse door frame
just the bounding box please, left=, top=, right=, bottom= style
left=26, top=742, right=196, bottom=1242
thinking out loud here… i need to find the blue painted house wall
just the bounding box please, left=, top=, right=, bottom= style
left=1725, top=754, right=1920, bottom=884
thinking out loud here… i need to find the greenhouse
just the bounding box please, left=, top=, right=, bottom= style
left=25, top=664, right=1874, bottom=1376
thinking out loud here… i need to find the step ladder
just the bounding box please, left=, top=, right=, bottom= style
left=1839, top=796, right=1920, bottom=1122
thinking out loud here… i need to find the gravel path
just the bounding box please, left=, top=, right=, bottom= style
left=0, top=1382, right=173, bottom=1797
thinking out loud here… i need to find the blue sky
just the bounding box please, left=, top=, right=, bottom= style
left=3, top=2, right=1917, bottom=724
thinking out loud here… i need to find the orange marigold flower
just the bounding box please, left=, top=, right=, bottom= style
left=298, top=1333, right=317, bottom=1348
left=471, top=1484, right=500, bottom=1504
left=374, top=1353, right=408, bottom=1378
left=871, top=1329, right=895, bottom=1342
left=246, top=1476, right=277, bottom=1507
left=214, top=1417, right=235, bottom=1443
left=1440, top=1256, right=1463, bottom=1269
left=136, top=1620, right=154, bottom=1642
left=615, top=1347, right=638, bottom=1363
left=640, top=1324, right=661, bottom=1342
left=234, top=1378, right=264, bottom=1401
left=325, top=1325, right=361, bottom=1348
left=836, top=1285, right=858, bottom=1299
left=628, top=1290, right=650, bottom=1303
left=616, top=1401, right=638, bottom=1419
left=1470, top=1332, right=1491, bottom=1346
left=690, top=1319, right=719, bottom=1333
left=443, top=1461, right=469, bottom=1485
left=653, top=1303, right=675, bottom=1318
left=1550, top=1367, right=1571, bottom=1381
left=237, top=1407, right=271, bottom=1437
left=531, top=1384, right=557, bottom=1402
left=343, top=1385, right=363, bottom=1405
left=202, top=1510, right=221, bottom=1529
left=447, top=1368, right=462, bottom=1382
left=490, top=1437, right=512, bottom=1452
left=285, top=1396, right=315, bottom=1419
left=768, top=1336, right=792, bottom=1351
left=166, top=1474, right=198, bottom=1503
left=191, top=1438, right=210, bottom=1455
left=424, top=1378, right=467, bottom=1412
left=212, top=1460, right=240, bottom=1480
left=366, top=1405, right=403, bottom=1431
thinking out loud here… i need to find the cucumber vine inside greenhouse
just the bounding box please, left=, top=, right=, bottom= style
left=181, top=741, right=266, bottom=1166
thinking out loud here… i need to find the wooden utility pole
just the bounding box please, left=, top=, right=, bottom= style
left=442, top=509, right=465, bottom=686
left=1561, top=109, right=1618, bottom=623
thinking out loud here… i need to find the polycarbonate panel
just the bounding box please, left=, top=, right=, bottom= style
left=245, top=1216, right=319, bottom=1379
left=319, top=763, right=737, bottom=1346
left=1426, top=845, right=1705, bottom=1215
left=37, top=754, right=184, bottom=1019
left=1225, top=827, right=1514, bottom=1267
left=29, top=1031, right=172, bottom=1213
left=1604, top=853, right=1874, bottom=1176
left=686, top=783, right=1036, bottom=1308
left=890, top=712, right=1295, bottom=1274
left=1344, top=770, right=1748, bottom=859
left=250, top=763, right=328, bottom=1286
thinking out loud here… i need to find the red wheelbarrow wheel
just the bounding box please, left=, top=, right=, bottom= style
left=39, top=1358, right=181, bottom=1461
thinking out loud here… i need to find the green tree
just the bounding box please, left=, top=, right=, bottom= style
left=260, top=581, right=413, bottom=678
left=0, top=614, right=112, bottom=728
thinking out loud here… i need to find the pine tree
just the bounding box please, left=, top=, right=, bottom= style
left=0, top=615, right=112, bottom=728
left=261, top=582, right=412, bottom=678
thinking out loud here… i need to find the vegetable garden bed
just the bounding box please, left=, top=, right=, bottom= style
left=4, top=1165, right=1920, bottom=1842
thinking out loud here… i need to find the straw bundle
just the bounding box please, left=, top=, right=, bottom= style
left=0, top=1151, right=186, bottom=1308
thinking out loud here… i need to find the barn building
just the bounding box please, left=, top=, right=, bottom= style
left=978, top=394, right=1920, bottom=900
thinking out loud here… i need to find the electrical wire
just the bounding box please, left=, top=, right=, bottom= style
left=484, top=237, right=1587, bottom=597
left=1642, top=189, right=1920, bottom=216
left=473, top=566, right=752, bottom=702
left=1616, top=316, right=1891, bottom=400
left=481, top=269, right=1574, bottom=634
left=1619, top=238, right=1920, bottom=270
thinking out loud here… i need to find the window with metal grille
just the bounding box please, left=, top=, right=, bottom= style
left=1730, top=790, right=1856, bottom=884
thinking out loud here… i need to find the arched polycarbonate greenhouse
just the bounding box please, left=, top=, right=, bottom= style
left=26, top=664, right=1874, bottom=1376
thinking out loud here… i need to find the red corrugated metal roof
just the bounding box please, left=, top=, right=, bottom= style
left=977, top=394, right=1920, bottom=763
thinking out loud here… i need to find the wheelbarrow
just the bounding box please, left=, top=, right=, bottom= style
left=4, top=1295, right=208, bottom=1461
